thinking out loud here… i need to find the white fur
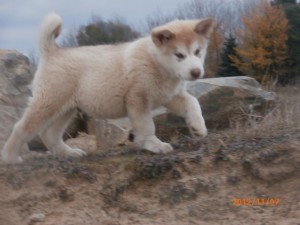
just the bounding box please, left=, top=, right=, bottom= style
left=1, top=13, right=214, bottom=163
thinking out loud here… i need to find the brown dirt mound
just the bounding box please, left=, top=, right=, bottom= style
left=0, top=130, right=299, bottom=225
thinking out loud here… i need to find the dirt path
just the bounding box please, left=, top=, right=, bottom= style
left=0, top=130, right=299, bottom=225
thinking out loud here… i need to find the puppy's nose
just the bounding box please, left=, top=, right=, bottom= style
left=190, top=68, right=201, bottom=79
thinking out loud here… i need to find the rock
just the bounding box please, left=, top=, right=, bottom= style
left=0, top=50, right=88, bottom=153
left=28, top=213, right=46, bottom=223
left=94, top=119, right=130, bottom=149
left=65, top=133, right=96, bottom=153
left=0, top=50, right=33, bottom=152
left=188, top=76, right=275, bottom=129
left=160, top=76, right=276, bottom=131
left=154, top=76, right=275, bottom=136
left=0, top=50, right=50, bottom=152
left=99, top=76, right=276, bottom=143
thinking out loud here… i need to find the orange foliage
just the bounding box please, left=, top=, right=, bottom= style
left=231, top=0, right=289, bottom=84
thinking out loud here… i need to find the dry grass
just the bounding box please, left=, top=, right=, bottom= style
left=225, top=85, right=300, bottom=141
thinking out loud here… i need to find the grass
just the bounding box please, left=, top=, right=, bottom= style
left=224, top=85, right=300, bottom=141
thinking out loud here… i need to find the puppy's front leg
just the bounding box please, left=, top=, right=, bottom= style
left=127, top=103, right=173, bottom=154
left=166, top=91, right=207, bottom=138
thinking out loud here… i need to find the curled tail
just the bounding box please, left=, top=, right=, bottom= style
left=39, top=13, right=62, bottom=57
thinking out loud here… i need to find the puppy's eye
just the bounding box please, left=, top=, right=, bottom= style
left=194, top=49, right=201, bottom=56
left=174, top=52, right=186, bottom=59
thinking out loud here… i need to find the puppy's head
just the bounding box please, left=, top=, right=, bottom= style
left=151, top=18, right=215, bottom=81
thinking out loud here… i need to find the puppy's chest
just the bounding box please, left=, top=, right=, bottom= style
left=150, top=80, right=183, bottom=107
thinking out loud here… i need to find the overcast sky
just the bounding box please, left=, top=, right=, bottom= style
left=0, top=0, right=184, bottom=56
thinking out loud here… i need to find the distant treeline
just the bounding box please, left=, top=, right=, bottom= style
left=32, top=0, right=300, bottom=85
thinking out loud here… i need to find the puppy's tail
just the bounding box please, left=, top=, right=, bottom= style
left=39, top=13, right=62, bottom=57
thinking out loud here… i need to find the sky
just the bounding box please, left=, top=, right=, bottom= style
left=0, top=0, right=184, bottom=56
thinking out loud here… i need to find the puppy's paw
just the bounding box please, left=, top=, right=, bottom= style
left=142, top=136, right=173, bottom=154
left=1, top=150, right=23, bottom=164
left=158, top=142, right=173, bottom=154
left=189, top=125, right=208, bottom=138
left=64, top=148, right=87, bottom=158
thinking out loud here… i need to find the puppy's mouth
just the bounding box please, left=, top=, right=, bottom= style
left=187, top=76, right=201, bottom=81
left=176, top=73, right=202, bottom=81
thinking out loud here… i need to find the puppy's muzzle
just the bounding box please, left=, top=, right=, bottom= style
left=190, top=68, right=201, bottom=79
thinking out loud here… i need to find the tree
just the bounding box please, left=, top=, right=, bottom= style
left=231, top=0, right=289, bottom=84
left=76, top=17, right=140, bottom=46
left=273, top=0, right=300, bottom=83
left=217, top=35, right=242, bottom=77
left=272, top=0, right=296, bottom=4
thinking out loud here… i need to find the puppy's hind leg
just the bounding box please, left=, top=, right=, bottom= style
left=40, top=109, right=86, bottom=158
left=1, top=100, right=60, bottom=164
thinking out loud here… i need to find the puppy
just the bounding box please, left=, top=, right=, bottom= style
left=1, top=13, right=214, bottom=163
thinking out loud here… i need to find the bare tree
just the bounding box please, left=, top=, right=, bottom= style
left=145, top=8, right=181, bottom=31
left=184, top=0, right=262, bottom=33
left=60, top=27, right=79, bottom=48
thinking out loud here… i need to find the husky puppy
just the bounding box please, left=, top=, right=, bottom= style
left=1, top=13, right=214, bottom=163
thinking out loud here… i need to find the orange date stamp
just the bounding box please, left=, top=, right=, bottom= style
left=233, top=198, right=280, bottom=206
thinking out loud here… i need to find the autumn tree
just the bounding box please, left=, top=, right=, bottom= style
left=231, top=0, right=289, bottom=84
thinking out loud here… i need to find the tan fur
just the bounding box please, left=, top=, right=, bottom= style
left=1, top=13, right=214, bottom=163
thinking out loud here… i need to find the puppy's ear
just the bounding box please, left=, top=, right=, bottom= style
left=151, top=29, right=175, bottom=47
left=194, top=18, right=215, bottom=38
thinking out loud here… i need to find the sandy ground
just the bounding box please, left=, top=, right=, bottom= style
left=0, top=128, right=299, bottom=225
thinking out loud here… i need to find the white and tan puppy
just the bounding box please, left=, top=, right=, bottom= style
left=1, top=13, right=214, bottom=163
